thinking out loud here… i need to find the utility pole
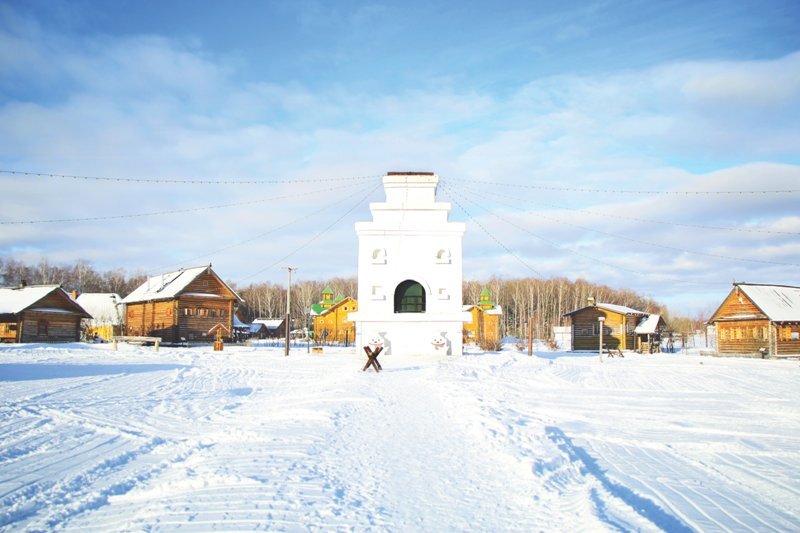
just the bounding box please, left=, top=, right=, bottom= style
left=284, top=267, right=296, bottom=357
left=598, top=316, right=605, bottom=363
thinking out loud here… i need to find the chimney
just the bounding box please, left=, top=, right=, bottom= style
left=71, top=290, right=78, bottom=300
left=19, top=279, right=27, bottom=289
left=587, top=296, right=596, bottom=307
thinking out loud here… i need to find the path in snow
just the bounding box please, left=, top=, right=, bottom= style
left=1, top=344, right=799, bottom=531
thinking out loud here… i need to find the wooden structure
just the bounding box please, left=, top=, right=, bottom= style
left=363, top=345, right=383, bottom=372
left=310, top=288, right=357, bottom=344
left=208, top=323, right=230, bottom=351
left=563, top=297, right=665, bottom=351
left=708, top=283, right=800, bottom=356
left=75, top=292, right=125, bottom=341
left=462, top=288, right=503, bottom=345
left=111, top=336, right=161, bottom=352
left=0, top=284, right=91, bottom=343
left=121, top=265, right=243, bottom=344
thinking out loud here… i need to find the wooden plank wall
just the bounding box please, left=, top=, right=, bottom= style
left=717, top=319, right=770, bottom=354
left=20, top=312, right=81, bottom=342
left=126, top=300, right=178, bottom=341
left=775, top=323, right=800, bottom=354
left=177, top=295, right=233, bottom=341
left=713, top=289, right=764, bottom=321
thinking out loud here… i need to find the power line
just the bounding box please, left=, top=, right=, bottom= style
left=453, top=183, right=800, bottom=236
left=454, top=185, right=800, bottom=268
left=444, top=184, right=731, bottom=286
left=444, top=175, right=800, bottom=195
left=0, top=169, right=382, bottom=185
left=1, top=182, right=369, bottom=225
left=237, top=181, right=383, bottom=283
left=439, top=183, right=544, bottom=278
left=152, top=182, right=379, bottom=274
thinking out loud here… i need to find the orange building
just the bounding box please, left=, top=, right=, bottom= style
left=310, top=287, right=358, bottom=344
left=463, top=288, right=503, bottom=344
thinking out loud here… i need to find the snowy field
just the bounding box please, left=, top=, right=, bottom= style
left=1, top=343, right=799, bottom=532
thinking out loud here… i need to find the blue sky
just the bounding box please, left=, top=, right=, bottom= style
left=1, top=0, right=799, bottom=315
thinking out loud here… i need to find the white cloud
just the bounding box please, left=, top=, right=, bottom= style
left=1, top=4, right=798, bottom=315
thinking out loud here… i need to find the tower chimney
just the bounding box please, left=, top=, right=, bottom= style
left=587, top=296, right=596, bottom=307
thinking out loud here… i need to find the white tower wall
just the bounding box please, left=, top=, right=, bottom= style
left=348, top=173, right=471, bottom=356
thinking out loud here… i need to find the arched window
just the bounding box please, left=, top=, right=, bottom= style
left=371, top=248, right=387, bottom=264
left=394, top=280, right=426, bottom=313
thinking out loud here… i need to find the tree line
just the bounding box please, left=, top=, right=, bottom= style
left=0, top=257, right=705, bottom=339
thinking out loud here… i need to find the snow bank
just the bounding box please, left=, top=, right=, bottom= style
left=1, top=343, right=798, bottom=530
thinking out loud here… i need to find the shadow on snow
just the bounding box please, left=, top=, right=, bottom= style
left=0, top=363, right=188, bottom=382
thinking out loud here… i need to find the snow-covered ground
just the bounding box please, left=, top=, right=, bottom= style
left=1, top=343, right=799, bottom=532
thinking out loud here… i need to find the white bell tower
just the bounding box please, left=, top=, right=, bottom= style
left=348, top=172, right=471, bottom=356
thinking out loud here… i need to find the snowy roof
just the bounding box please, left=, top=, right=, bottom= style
left=738, top=284, right=800, bottom=322
left=462, top=304, right=503, bottom=316
left=634, top=314, right=663, bottom=334
left=0, top=285, right=90, bottom=317
left=253, top=318, right=285, bottom=330
left=233, top=314, right=249, bottom=329
left=564, top=302, right=648, bottom=317
left=76, top=293, right=124, bottom=325
left=121, top=266, right=242, bottom=304
left=0, top=286, right=60, bottom=314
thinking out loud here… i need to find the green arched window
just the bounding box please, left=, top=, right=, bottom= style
left=394, top=280, right=426, bottom=313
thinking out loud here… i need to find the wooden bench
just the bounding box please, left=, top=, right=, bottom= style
left=111, top=336, right=161, bottom=352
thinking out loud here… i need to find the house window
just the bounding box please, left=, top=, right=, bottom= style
left=198, top=308, right=208, bottom=318
left=37, top=320, right=48, bottom=336
left=394, top=280, right=425, bottom=313
left=219, top=309, right=228, bottom=318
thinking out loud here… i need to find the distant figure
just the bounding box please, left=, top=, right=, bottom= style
left=666, top=334, right=674, bottom=353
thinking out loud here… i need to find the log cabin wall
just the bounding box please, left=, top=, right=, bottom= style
left=714, top=288, right=764, bottom=320
left=716, top=319, right=770, bottom=354
left=125, top=300, right=178, bottom=341
left=775, top=323, right=800, bottom=354
left=177, top=295, right=233, bottom=341
left=20, top=311, right=81, bottom=342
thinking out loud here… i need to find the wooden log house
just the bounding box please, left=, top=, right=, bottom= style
left=564, top=297, right=665, bottom=351
left=310, top=288, right=358, bottom=344
left=121, top=265, right=243, bottom=343
left=0, top=283, right=92, bottom=343
left=708, top=283, right=800, bottom=356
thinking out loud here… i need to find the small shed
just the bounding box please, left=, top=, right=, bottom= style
left=563, top=297, right=663, bottom=351
left=0, top=284, right=92, bottom=343
left=708, top=283, right=800, bottom=356
left=251, top=318, right=286, bottom=339
left=76, top=293, right=125, bottom=341
left=121, top=265, right=243, bottom=343
left=462, top=288, right=503, bottom=345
